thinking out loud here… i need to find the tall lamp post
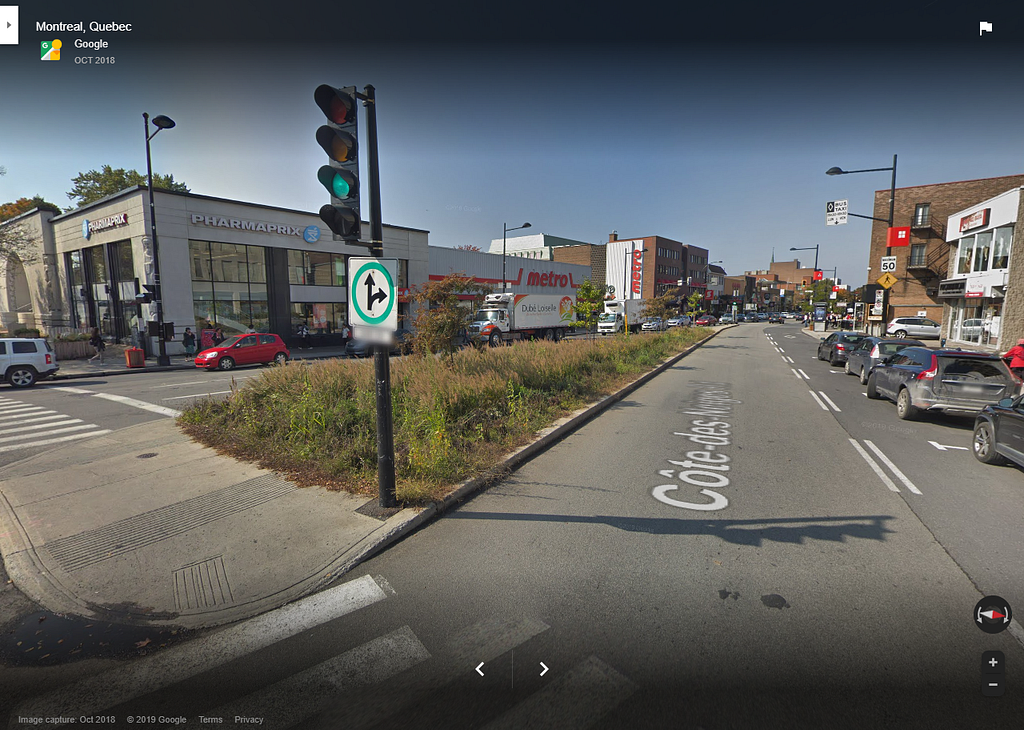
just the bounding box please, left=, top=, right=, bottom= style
left=826, top=155, right=897, bottom=335
left=502, top=222, right=531, bottom=293
left=790, top=245, right=820, bottom=318
left=144, top=112, right=176, bottom=366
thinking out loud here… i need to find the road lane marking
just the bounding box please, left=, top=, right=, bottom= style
left=0, top=423, right=98, bottom=444
left=808, top=391, right=829, bottom=411
left=818, top=391, right=841, bottom=412
left=797, top=369, right=810, bottom=380
left=0, top=430, right=113, bottom=454
left=849, top=439, right=900, bottom=492
left=0, top=418, right=81, bottom=436
left=0, top=404, right=43, bottom=414
left=786, top=356, right=795, bottom=363
left=0, top=409, right=53, bottom=421
left=0, top=413, right=65, bottom=426
left=864, top=440, right=922, bottom=494
left=12, top=574, right=390, bottom=719
left=162, top=390, right=233, bottom=401
left=57, top=387, right=181, bottom=418
left=778, top=348, right=785, bottom=353
left=929, top=441, right=969, bottom=451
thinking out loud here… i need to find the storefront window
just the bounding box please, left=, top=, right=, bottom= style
left=308, top=252, right=334, bottom=286
left=974, top=231, right=992, bottom=272
left=333, top=256, right=346, bottom=287
left=992, top=225, right=1012, bottom=269
left=397, top=259, right=409, bottom=288
left=210, top=242, right=249, bottom=282
left=956, top=236, right=974, bottom=274
left=190, top=240, right=269, bottom=332
left=291, top=302, right=348, bottom=333
left=287, top=250, right=306, bottom=284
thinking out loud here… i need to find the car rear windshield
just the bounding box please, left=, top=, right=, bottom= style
left=878, top=342, right=909, bottom=355
left=937, top=358, right=1010, bottom=382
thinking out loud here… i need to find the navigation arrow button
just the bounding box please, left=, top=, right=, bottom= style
left=476, top=662, right=485, bottom=677
left=539, top=662, right=549, bottom=677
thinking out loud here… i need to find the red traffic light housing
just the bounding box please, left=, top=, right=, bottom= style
left=314, top=84, right=361, bottom=242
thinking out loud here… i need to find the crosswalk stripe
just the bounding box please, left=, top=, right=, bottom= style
left=13, top=574, right=390, bottom=719
left=0, top=413, right=64, bottom=426
left=482, top=655, right=637, bottom=730
left=0, top=430, right=113, bottom=453
left=0, top=408, right=53, bottom=421
left=0, top=418, right=81, bottom=436
left=0, top=404, right=43, bottom=414
left=0, top=423, right=97, bottom=444
left=211, top=626, right=431, bottom=729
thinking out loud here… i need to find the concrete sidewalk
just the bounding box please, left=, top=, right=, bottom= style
left=0, top=328, right=727, bottom=630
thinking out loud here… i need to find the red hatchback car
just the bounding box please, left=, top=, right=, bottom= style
left=195, top=333, right=290, bottom=371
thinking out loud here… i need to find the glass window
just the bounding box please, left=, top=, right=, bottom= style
left=909, top=244, right=926, bottom=267
left=210, top=242, right=248, bottom=282
left=12, top=342, right=38, bottom=353
left=190, top=240, right=212, bottom=281
left=332, top=255, right=347, bottom=287
left=259, top=334, right=276, bottom=345
left=913, top=203, right=930, bottom=226
left=287, top=250, right=306, bottom=284
left=0, top=343, right=5, bottom=354
left=956, top=237, right=974, bottom=274
left=992, top=225, right=1012, bottom=269
left=247, top=247, right=267, bottom=283
left=974, top=231, right=992, bottom=272
left=308, top=252, right=333, bottom=286
left=238, top=336, right=258, bottom=348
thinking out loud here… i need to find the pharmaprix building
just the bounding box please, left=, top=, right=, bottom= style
left=0, top=187, right=592, bottom=354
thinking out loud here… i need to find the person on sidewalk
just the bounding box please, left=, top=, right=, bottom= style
left=87, top=328, right=106, bottom=364
left=1001, top=337, right=1024, bottom=383
left=182, top=327, right=197, bottom=359
left=212, top=327, right=226, bottom=347
left=297, top=322, right=311, bottom=349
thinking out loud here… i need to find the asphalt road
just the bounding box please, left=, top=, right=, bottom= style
left=3, top=325, right=1024, bottom=728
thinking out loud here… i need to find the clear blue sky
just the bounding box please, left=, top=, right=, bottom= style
left=3, top=2, right=1023, bottom=288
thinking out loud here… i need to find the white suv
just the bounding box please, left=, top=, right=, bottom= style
left=1, top=337, right=60, bottom=388
left=886, top=317, right=941, bottom=339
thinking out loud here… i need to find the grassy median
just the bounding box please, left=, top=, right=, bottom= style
left=177, top=328, right=712, bottom=505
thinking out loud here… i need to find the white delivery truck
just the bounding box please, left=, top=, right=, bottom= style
left=597, top=299, right=647, bottom=335
left=468, top=293, right=576, bottom=347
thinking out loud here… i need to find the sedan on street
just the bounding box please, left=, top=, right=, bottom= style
left=195, top=333, right=290, bottom=371
left=695, top=315, right=718, bottom=326
left=866, top=347, right=1019, bottom=420
left=642, top=318, right=666, bottom=332
left=844, top=336, right=926, bottom=384
left=973, top=395, right=1024, bottom=468
left=816, top=332, right=869, bottom=366
left=666, top=315, right=692, bottom=328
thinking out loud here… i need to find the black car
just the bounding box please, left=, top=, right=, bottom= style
left=973, top=395, right=1024, bottom=467
left=767, top=314, right=783, bottom=324
left=345, top=328, right=413, bottom=357
left=867, top=347, right=1018, bottom=421
left=843, top=336, right=926, bottom=384
left=816, top=332, right=869, bottom=366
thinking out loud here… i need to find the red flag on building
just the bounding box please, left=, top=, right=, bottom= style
left=887, top=226, right=911, bottom=247
left=812, top=270, right=823, bottom=281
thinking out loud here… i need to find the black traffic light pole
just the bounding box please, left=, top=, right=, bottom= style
left=357, top=84, right=397, bottom=509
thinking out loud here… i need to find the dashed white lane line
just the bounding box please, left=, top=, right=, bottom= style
left=797, top=369, right=810, bottom=380
left=864, top=440, right=922, bottom=494
left=817, top=391, right=841, bottom=412
left=56, top=387, right=181, bottom=418
left=785, top=356, right=795, bottom=363
left=849, top=438, right=900, bottom=493
left=808, top=391, right=829, bottom=411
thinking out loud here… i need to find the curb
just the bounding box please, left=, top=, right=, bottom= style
left=335, top=325, right=733, bottom=575
left=49, top=353, right=347, bottom=381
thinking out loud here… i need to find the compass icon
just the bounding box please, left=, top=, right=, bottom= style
left=974, top=596, right=1012, bottom=634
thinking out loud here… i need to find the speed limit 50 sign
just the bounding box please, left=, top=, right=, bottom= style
left=880, top=255, right=897, bottom=273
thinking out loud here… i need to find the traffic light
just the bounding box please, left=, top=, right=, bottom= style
left=314, top=84, right=361, bottom=241
left=135, top=283, right=157, bottom=304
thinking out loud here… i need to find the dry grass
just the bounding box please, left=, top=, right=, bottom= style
left=178, top=328, right=711, bottom=505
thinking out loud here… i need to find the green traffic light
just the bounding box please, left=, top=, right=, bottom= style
left=332, top=173, right=350, bottom=198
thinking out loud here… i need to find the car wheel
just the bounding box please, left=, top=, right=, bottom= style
left=273, top=352, right=288, bottom=366
left=859, top=367, right=868, bottom=385
left=554, top=329, right=564, bottom=342
left=896, top=388, right=919, bottom=420
left=844, top=361, right=852, bottom=375
left=893, top=330, right=907, bottom=339
left=866, top=372, right=881, bottom=399
left=219, top=356, right=236, bottom=371
left=817, top=348, right=825, bottom=361
left=829, top=351, right=841, bottom=366
left=7, top=366, right=37, bottom=388
left=488, top=331, right=502, bottom=348
left=973, top=422, right=1008, bottom=465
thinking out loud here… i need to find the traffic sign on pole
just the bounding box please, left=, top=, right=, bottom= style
left=880, top=255, right=897, bottom=273
left=826, top=199, right=848, bottom=226
left=876, top=272, right=898, bottom=289
left=348, top=257, right=397, bottom=342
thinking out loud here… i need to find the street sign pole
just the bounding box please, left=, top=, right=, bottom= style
left=361, top=84, right=396, bottom=509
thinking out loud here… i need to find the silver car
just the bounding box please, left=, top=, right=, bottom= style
left=886, top=317, right=941, bottom=339
left=642, top=318, right=666, bottom=332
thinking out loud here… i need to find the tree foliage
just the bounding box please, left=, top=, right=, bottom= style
left=641, top=293, right=677, bottom=323
left=67, top=165, right=190, bottom=208
left=0, top=169, right=52, bottom=262
left=409, top=273, right=492, bottom=357
left=1, top=196, right=61, bottom=222
left=570, top=278, right=605, bottom=333
left=685, top=291, right=705, bottom=314
left=454, top=244, right=482, bottom=251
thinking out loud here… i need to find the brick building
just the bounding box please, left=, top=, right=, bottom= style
left=602, top=233, right=711, bottom=301
left=551, top=244, right=606, bottom=291
left=866, top=174, right=1024, bottom=335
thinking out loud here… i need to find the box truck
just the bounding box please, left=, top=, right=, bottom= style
left=468, top=293, right=575, bottom=346
left=597, top=299, right=647, bottom=335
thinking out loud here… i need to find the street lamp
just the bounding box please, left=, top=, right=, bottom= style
left=826, top=155, right=898, bottom=334
left=502, top=222, right=531, bottom=293
left=790, top=245, right=821, bottom=317
left=144, top=112, right=176, bottom=366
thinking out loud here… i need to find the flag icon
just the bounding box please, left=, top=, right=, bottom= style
left=887, top=226, right=911, bottom=247
left=41, top=39, right=61, bottom=60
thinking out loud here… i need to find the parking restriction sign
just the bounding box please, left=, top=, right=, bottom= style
left=826, top=199, right=848, bottom=226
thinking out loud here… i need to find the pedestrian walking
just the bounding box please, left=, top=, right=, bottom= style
left=87, top=327, right=105, bottom=364
left=1001, top=338, right=1024, bottom=382
left=182, top=327, right=197, bottom=358
left=213, top=327, right=226, bottom=346
left=297, top=322, right=311, bottom=349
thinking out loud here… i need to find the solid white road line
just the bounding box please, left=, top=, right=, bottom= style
left=797, top=369, right=810, bottom=380
left=482, top=655, right=637, bottom=730
left=161, top=390, right=233, bottom=401
left=864, top=440, right=922, bottom=495
left=929, top=440, right=969, bottom=452
left=210, top=625, right=431, bottom=729
left=817, top=391, right=842, bottom=412
left=849, top=439, right=900, bottom=492
left=0, top=409, right=53, bottom=422
left=808, top=391, right=829, bottom=411
left=13, top=574, right=390, bottom=719
left=0, top=418, right=81, bottom=436
left=57, top=386, right=181, bottom=418
left=0, top=430, right=113, bottom=454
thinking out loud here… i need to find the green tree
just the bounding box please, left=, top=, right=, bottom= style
left=67, top=165, right=189, bottom=208
left=685, top=291, right=705, bottom=315
left=570, top=278, right=605, bottom=335
left=641, top=293, right=676, bottom=324
left=410, top=273, right=492, bottom=357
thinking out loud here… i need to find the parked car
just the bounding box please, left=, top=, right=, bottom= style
left=767, top=313, right=783, bottom=324
left=695, top=315, right=718, bottom=326
left=641, top=318, right=666, bottom=332
left=886, top=316, right=941, bottom=339
left=666, top=315, right=692, bottom=328
left=866, top=347, right=1019, bottom=420
left=0, top=337, right=59, bottom=388
left=718, top=315, right=736, bottom=325
left=195, top=333, right=290, bottom=371
left=972, top=396, right=1024, bottom=467
left=346, top=328, right=414, bottom=357
left=959, top=318, right=985, bottom=340
left=843, top=336, right=926, bottom=384
left=816, top=332, right=869, bottom=366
